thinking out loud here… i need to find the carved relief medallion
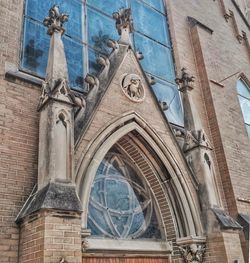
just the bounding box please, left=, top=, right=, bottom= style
left=120, top=73, right=145, bottom=102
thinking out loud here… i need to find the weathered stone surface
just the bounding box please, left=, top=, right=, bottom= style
left=16, top=182, right=82, bottom=223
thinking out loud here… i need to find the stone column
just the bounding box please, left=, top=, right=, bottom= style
left=176, top=68, right=244, bottom=262
left=16, top=5, right=83, bottom=263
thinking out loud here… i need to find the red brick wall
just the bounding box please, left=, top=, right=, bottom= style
left=0, top=78, right=40, bottom=262
left=19, top=211, right=82, bottom=263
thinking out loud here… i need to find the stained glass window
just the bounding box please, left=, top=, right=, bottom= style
left=236, top=79, right=250, bottom=139
left=87, top=149, right=162, bottom=240
left=22, top=0, right=183, bottom=126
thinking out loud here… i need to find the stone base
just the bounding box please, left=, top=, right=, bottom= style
left=19, top=210, right=82, bottom=263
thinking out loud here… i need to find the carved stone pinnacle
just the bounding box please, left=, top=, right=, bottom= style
left=113, top=8, right=134, bottom=34
left=176, top=68, right=195, bottom=92
left=43, top=5, right=69, bottom=35
left=112, top=8, right=134, bottom=45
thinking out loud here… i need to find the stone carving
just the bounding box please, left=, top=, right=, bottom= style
left=176, top=67, right=195, bottom=92
left=159, top=101, right=168, bottom=111
left=43, top=5, right=69, bottom=35
left=121, top=74, right=145, bottom=102
left=147, top=76, right=156, bottom=85
left=82, top=239, right=89, bottom=252
left=179, top=244, right=206, bottom=263
left=113, top=8, right=134, bottom=35
left=183, top=129, right=212, bottom=152
left=107, top=39, right=119, bottom=50
left=38, top=78, right=84, bottom=114
left=135, top=51, right=144, bottom=60
left=112, top=8, right=134, bottom=44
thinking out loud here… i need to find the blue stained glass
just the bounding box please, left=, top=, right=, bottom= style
left=63, top=36, right=84, bottom=91
left=88, top=203, right=113, bottom=236
left=237, top=80, right=250, bottom=99
left=130, top=211, right=145, bottom=234
left=21, top=18, right=50, bottom=77
left=87, top=152, right=161, bottom=239
left=134, top=33, right=175, bottom=82
left=87, top=7, right=119, bottom=54
left=142, top=0, right=164, bottom=12
left=87, top=0, right=128, bottom=17
left=26, top=0, right=83, bottom=40
left=152, top=78, right=184, bottom=126
left=131, top=0, right=170, bottom=47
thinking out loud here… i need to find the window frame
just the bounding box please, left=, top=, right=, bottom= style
left=19, top=0, right=184, bottom=127
left=236, top=78, right=250, bottom=139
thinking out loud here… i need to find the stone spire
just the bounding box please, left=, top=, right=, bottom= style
left=112, top=8, right=134, bottom=45
left=36, top=5, right=83, bottom=189
left=43, top=5, right=69, bottom=83
left=16, top=5, right=82, bottom=228
left=176, top=68, right=200, bottom=132
left=176, top=68, right=211, bottom=152
left=176, top=68, right=221, bottom=231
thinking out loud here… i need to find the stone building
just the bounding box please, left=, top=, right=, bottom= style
left=0, top=0, right=249, bottom=263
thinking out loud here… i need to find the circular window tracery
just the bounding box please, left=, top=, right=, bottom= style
left=87, top=149, right=162, bottom=240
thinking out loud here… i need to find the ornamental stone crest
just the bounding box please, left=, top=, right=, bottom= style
left=43, top=5, right=69, bottom=35
left=112, top=8, right=134, bottom=35
left=179, top=244, right=206, bottom=263
left=120, top=74, right=145, bottom=102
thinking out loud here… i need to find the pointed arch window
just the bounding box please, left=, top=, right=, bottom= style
left=87, top=148, right=162, bottom=240
left=236, top=79, right=250, bottom=139
left=21, top=0, right=183, bottom=126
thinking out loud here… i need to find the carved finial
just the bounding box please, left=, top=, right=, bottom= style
left=179, top=244, right=206, bottom=263
left=112, top=8, right=134, bottom=45
left=43, top=5, right=69, bottom=35
left=176, top=68, right=195, bottom=92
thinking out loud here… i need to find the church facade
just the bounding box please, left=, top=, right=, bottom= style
left=0, top=1, right=249, bottom=263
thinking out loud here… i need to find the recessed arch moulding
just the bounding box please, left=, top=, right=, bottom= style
left=75, top=112, right=205, bottom=253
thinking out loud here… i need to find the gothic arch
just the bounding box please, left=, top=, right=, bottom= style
left=75, top=111, right=204, bottom=240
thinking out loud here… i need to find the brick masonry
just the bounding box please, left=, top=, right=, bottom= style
left=19, top=211, right=82, bottom=263
left=0, top=0, right=249, bottom=262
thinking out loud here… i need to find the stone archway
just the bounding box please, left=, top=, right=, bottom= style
left=75, top=112, right=204, bottom=248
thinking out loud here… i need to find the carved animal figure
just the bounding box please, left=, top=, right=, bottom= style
left=123, top=74, right=142, bottom=100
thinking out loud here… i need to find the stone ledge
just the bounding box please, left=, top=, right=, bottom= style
left=16, top=182, right=83, bottom=223
left=5, top=63, right=43, bottom=87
